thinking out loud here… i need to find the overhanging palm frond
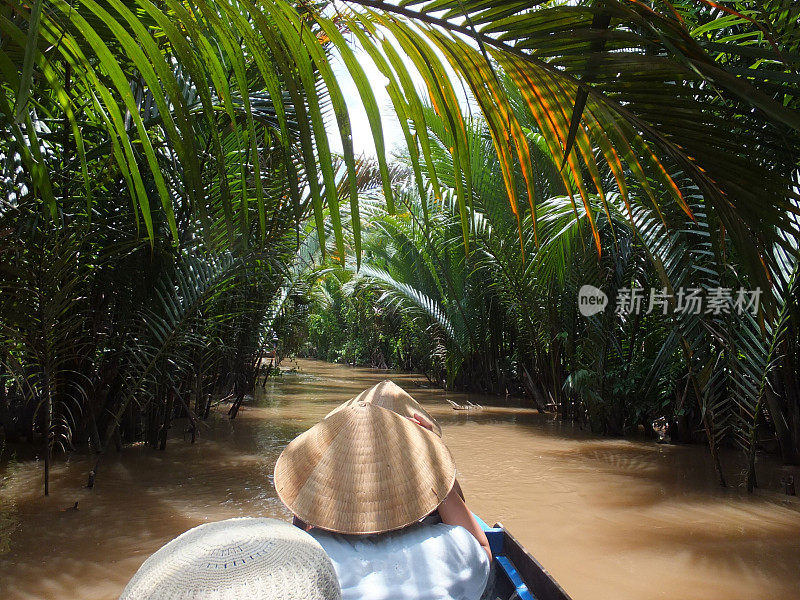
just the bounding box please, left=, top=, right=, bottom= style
left=5, top=0, right=798, bottom=280
left=352, top=0, right=799, bottom=284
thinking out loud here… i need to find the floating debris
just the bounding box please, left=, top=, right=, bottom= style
left=445, top=399, right=483, bottom=411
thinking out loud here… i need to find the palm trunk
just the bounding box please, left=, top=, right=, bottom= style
left=773, top=364, right=800, bottom=465
left=42, top=374, right=53, bottom=496
left=159, top=387, right=175, bottom=450
left=0, top=364, right=8, bottom=441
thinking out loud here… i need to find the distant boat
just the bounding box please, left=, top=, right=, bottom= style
left=476, top=515, right=572, bottom=600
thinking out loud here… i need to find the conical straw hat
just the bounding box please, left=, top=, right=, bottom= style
left=274, top=402, right=456, bottom=535
left=119, top=517, right=341, bottom=600
left=326, top=380, right=442, bottom=436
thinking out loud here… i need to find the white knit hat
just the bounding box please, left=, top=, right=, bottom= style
left=118, top=518, right=341, bottom=600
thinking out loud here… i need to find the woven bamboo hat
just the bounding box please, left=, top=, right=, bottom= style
left=326, top=380, right=442, bottom=436
left=118, top=518, right=341, bottom=600
left=274, top=401, right=456, bottom=535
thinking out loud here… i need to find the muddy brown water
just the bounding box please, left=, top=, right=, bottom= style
left=1, top=359, right=800, bottom=600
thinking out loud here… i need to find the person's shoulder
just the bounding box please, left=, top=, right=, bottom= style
left=424, top=524, right=490, bottom=563
left=308, top=528, right=349, bottom=548
left=310, top=523, right=480, bottom=556
left=419, top=521, right=472, bottom=539
left=393, top=522, right=482, bottom=552
left=309, top=529, right=383, bottom=553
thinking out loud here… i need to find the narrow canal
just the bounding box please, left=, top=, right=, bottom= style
left=2, top=360, right=799, bottom=599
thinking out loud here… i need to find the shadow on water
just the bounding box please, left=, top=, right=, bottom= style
left=1, top=359, right=799, bottom=600
left=0, top=408, right=308, bottom=600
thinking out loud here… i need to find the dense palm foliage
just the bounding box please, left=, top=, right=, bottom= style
left=0, top=143, right=306, bottom=493
left=1, top=0, right=799, bottom=494
left=301, top=89, right=798, bottom=489
left=306, top=156, right=797, bottom=490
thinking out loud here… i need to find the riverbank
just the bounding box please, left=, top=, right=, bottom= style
left=2, top=359, right=800, bottom=600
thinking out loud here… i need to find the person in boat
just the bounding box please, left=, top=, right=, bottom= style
left=327, top=379, right=467, bottom=499
left=118, top=517, right=341, bottom=600
left=273, top=398, right=492, bottom=600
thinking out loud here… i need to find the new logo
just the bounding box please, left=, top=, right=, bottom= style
left=578, top=285, right=608, bottom=317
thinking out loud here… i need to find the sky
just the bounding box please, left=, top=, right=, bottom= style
left=324, top=32, right=473, bottom=161
left=326, top=47, right=406, bottom=158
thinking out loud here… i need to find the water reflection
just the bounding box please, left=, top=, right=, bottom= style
left=1, top=359, right=799, bottom=600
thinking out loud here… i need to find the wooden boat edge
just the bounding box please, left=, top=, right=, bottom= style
left=477, top=515, right=573, bottom=600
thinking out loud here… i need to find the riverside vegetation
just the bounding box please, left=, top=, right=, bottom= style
left=0, top=0, right=799, bottom=496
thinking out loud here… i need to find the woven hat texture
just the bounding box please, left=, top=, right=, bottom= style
left=326, top=380, right=442, bottom=436
left=274, top=401, right=455, bottom=535
left=118, top=517, right=341, bottom=600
